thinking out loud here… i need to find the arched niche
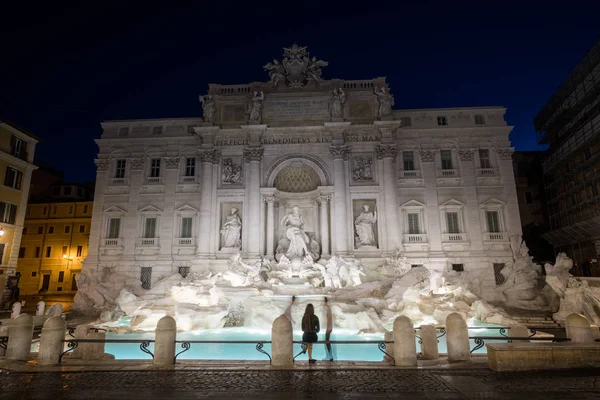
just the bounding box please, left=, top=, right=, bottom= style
left=264, top=155, right=331, bottom=188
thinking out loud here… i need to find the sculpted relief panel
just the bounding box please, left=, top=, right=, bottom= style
left=351, top=155, right=374, bottom=182
left=221, top=157, right=243, bottom=185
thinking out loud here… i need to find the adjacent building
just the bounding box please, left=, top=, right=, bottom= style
left=17, top=182, right=93, bottom=296
left=0, top=118, right=38, bottom=308
left=535, top=39, right=600, bottom=267
left=83, top=45, right=522, bottom=301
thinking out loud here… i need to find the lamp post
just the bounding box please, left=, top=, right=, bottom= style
left=62, top=254, right=73, bottom=269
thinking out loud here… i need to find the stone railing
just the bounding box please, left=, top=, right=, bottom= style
left=145, top=177, right=164, bottom=185
left=110, top=178, right=128, bottom=186
left=136, top=238, right=160, bottom=247
left=103, top=238, right=122, bottom=247
left=403, top=234, right=427, bottom=243
left=218, top=85, right=251, bottom=95
left=180, top=176, right=196, bottom=184
left=442, top=233, right=468, bottom=242
left=483, top=232, right=507, bottom=241
left=437, top=169, right=458, bottom=177
left=342, top=80, right=374, bottom=89
left=476, top=168, right=497, bottom=176
left=175, top=237, right=195, bottom=246
left=401, top=170, right=421, bottom=178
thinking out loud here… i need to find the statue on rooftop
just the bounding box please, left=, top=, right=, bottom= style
left=374, top=86, right=394, bottom=119
left=199, top=94, right=215, bottom=123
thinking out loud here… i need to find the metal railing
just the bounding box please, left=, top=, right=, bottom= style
left=292, top=340, right=394, bottom=363
left=174, top=340, right=272, bottom=363
left=60, top=339, right=155, bottom=363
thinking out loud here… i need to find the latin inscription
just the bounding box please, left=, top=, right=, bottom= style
left=215, top=134, right=381, bottom=147
left=263, top=98, right=329, bottom=119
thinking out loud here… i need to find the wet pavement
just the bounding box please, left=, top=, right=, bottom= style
left=2, top=368, right=600, bottom=399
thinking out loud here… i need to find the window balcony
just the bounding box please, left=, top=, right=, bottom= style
left=483, top=232, right=507, bottom=241
left=437, top=169, right=458, bottom=178
left=442, top=233, right=468, bottom=242
left=103, top=238, right=122, bottom=247
left=175, top=237, right=195, bottom=246
left=476, top=168, right=497, bottom=176
left=137, top=237, right=160, bottom=247
left=403, top=233, right=428, bottom=243
left=110, top=177, right=129, bottom=186
left=401, top=170, right=421, bottom=178
left=145, top=177, right=164, bottom=185
left=180, top=176, right=196, bottom=184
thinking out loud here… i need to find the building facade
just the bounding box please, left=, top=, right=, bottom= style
left=84, top=46, right=521, bottom=300
left=17, top=183, right=93, bottom=296
left=0, top=119, right=38, bottom=308
left=535, top=39, right=600, bottom=268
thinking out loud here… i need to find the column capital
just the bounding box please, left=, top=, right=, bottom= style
left=329, top=144, right=350, bottom=160
left=94, top=158, right=110, bottom=171
left=164, top=157, right=180, bottom=169
left=375, top=143, right=397, bottom=160
left=458, top=149, right=475, bottom=162
left=199, top=149, right=220, bottom=164
left=263, top=195, right=276, bottom=204
left=244, top=147, right=264, bottom=163
left=495, top=147, right=515, bottom=160
left=418, top=149, right=436, bottom=163
left=316, top=194, right=332, bottom=205
left=129, top=157, right=145, bottom=170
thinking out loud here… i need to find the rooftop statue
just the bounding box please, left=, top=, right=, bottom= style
left=264, top=44, right=328, bottom=88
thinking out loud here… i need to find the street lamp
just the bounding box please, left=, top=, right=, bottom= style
left=63, top=254, right=73, bottom=269
left=0, top=227, right=4, bottom=237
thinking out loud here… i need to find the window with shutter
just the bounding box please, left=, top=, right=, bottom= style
left=446, top=212, right=460, bottom=233
left=408, top=213, right=420, bottom=234
left=181, top=217, right=193, bottom=238
left=486, top=211, right=500, bottom=233
left=107, top=218, right=120, bottom=238
left=144, top=218, right=157, bottom=238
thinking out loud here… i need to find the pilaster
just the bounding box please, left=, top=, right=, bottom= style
left=458, top=149, right=483, bottom=251
left=376, top=143, right=401, bottom=253
left=495, top=147, right=521, bottom=236
left=419, top=149, right=442, bottom=253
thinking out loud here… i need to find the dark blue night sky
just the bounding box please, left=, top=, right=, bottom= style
left=1, top=1, right=599, bottom=183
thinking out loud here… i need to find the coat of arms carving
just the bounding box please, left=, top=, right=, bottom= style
left=263, top=44, right=328, bottom=88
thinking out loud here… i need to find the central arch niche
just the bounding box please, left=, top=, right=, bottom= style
left=274, top=165, right=320, bottom=193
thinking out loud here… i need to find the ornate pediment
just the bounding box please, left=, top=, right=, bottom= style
left=480, top=198, right=505, bottom=208
left=263, top=44, right=328, bottom=88
left=176, top=204, right=198, bottom=213
left=401, top=200, right=426, bottom=209
left=139, top=205, right=162, bottom=214
left=104, top=205, right=126, bottom=214
left=440, top=199, right=464, bottom=209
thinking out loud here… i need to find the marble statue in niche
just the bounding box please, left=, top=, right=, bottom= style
left=199, top=94, right=216, bottom=123
left=352, top=156, right=373, bottom=181
left=328, top=88, right=346, bottom=119
left=374, top=86, right=394, bottom=119
left=221, top=208, right=242, bottom=248
left=355, top=204, right=377, bottom=247
left=246, top=91, right=264, bottom=122
left=222, top=158, right=242, bottom=184
left=276, top=205, right=320, bottom=261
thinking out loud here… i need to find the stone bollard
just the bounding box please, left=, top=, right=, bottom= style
left=383, top=330, right=394, bottom=362
left=154, top=316, right=176, bottom=365
left=509, top=325, right=530, bottom=342
left=446, top=313, right=470, bottom=362
left=38, top=316, right=67, bottom=365
left=272, top=315, right=293, bottom=367
left=11, top=302, right=21, bottom=319
left=6, top=314, right=34, bottom=361
left=0, top=326, right=8, bottom=357
left=392, top=316, right=417, bottom=367
left=36, top=301, right=46, bottom=316
left=566, top=313, right=595, bottom=343
left=71, top=326, right=107, bottom=360
left=420, top=324, right=439, bottom=360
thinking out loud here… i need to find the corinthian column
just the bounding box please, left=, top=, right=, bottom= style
left=264, top=196, right=275, bottom=259
left=197, top=150, right=218, bottom=257
left=330, top=145, right=350, bottom=255
left=244, top=147, right=264, bottom=258
left=376, top=144, right=401, bottom=252
left=318, top=195, right=331, bottom=257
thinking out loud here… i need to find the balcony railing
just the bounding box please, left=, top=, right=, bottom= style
left=442, top=233, right=468, bottom=242
left=103, top=238, right=122, bottom=247
left=145, top=177, right=164, bottom=185
left=175, top=237, right=195, bottom=246
left=181, top=176, right=196, bottom=183
left=476, top=168, right=497, bottom=176
left=137, top=237, right=160, bottom=247
left=403, top=234, right=428, bottom=243
left=437, top=169, right=458, bottom=177
left=401, top=170, right=421, bottom=178
left=110, top=178, right=129, bottom=185
left=483, top=232, right=507, bottom=241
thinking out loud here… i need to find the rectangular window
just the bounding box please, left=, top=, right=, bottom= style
left=76, top=245, right=83, bottom=257
left=181, top=217, right=193, bottom=238
left=403, top=151, right=415, bottom=171
left=52, top=187, right=60, bottom=196
left=494, top=263, right=506, bottom=285
left=38, top=226, right=44, bottom=234
left=437, top=116, right=448, bottom=126
left=53, top=206, right=57, bottom=214
left=152, top=126, right=163, bottom=135
left=141, top=267, right=152, bottom=290
left=150, top=159, right=161, bottom=177
left=58, top=271, right=64, bottom=283
left=411, top=264, right=423, bottom=269
left=0, top=202, right=17, bottom=224
left=48, top=226, right=54, bottom=234
left=474, top=115, right=486, bottom=125
left=62, top=246, right=68, bottom=256
left=178, top=266, right=190, bottom=278
left=31, top=271, right=37, bottom=278
left=115, top=159, right=126, bottom=178
left=107, top=218, right=121, bottom=238
left=18, top=247, right=26, bottom=258
left=486, top=211, right=500, bottom=233
left=407, top=213, right=420, bottom=234
left=35, top=247, right=41, bottom=258
left=479, top=149, right=491, bottom=168
left=118, top=127, right=129, bottom=137
left=525, top=191, right=534, bottom=204
left=185, top=158, right=196, bottom=177
left=79, top=224, right=85, bottom=233
left=83, top=205, right=88, bottom=213
left=10, top=135, right=27, bottom=160
left=22, top=227, right=28, bottom=235
left=144, top=217, right=157, bottom=238
left=64, top=225, right=71, bottom=234
left=68, top=205, right=73, bottom=214
left=45, top=246, right=52, bottom=258
left=452, top=264, right=464, bottom=272
left=43, top=206, right=47, bottom=215
left=4, top=167, right=22, bottom=190
left=64, top=186, right=72, bottom=196
left=440, top=150, right=453, bottom=169
left=446, top=212, right=460, bottom=234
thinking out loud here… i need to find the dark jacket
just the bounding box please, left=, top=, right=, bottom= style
left=302, top=314, right=320, bottom=333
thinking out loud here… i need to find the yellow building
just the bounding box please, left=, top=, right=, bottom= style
left=18, top=184, right=93, bottom=297
left=0, top=118, right=38, bottom=307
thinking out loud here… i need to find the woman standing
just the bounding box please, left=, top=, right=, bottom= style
left=301, top=303, right=320, bottom=363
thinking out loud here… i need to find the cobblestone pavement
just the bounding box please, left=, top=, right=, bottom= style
left=2, top=368, right=600, bottom=399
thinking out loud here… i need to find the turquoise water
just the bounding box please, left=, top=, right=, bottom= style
left=104, top=325, right=504, bottom=361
